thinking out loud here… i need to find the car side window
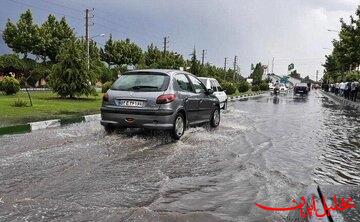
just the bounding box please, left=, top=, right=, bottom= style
left=210, top=80, right=218, bottom=91
left=188, top=75, right=206, bottom=94
left=174, top=74, right=193, bottom=92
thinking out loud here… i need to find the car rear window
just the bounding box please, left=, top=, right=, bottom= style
left=111, top=72, right=170, bottom=91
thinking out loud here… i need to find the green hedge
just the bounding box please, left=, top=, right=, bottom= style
left=251, top=85, right=260, bottom=92
left=0, top=76, right=20, bottom=95
left=237, top=81, right=250, bottom=93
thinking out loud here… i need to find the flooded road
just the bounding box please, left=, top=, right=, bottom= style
left=0, top=90, right=359, bottom=221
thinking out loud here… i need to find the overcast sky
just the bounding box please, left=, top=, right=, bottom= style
left=1, top=0, right=360, bottom=79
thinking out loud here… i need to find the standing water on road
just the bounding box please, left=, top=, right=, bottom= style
left=0, top=91, right=359, bottom=221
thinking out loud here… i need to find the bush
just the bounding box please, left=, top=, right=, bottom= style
left=251, top=85, right=260, bottom=92
left=259, top=82, right=269, bottom=91
left=102, top=81, right=113, bottom=93
left=221, top=81, right=236, bottom=95
left=237, top=81, right=250, bottom=93
left=0, top=76, right=21, bottom=95
left=13, top=99, right=27, bottom=107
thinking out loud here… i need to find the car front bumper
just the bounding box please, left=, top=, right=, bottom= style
left=100, top=106, right=176, bottom=130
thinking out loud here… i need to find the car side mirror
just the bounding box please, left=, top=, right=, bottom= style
left=207, top=89, right=214, bottom=94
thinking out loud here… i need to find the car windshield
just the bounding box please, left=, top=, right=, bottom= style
left=111, top=72, right=170, bottom=91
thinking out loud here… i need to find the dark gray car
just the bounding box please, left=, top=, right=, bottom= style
left=100, top=69, right=221, bottom=139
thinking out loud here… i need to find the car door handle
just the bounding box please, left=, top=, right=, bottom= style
left=199, top=99, right=203, bottom=103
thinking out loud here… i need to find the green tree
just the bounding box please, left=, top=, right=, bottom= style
left=35, top=15, right=75, bottom=62
left=249, top=62, right=264, bottom=85
left=142, top=43, right=162, bottom=67
left=101, top=36, right=142, bottom=67
left=49, top=39, right=96, bottom=98
left=190, top=47, right=200, bottom=75
left=3, top=9, right=39, bottom=58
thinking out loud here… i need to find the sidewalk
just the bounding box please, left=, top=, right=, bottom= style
left=321, top=90, right=360, bottom=110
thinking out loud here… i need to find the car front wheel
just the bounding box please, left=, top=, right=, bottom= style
left=171, top=112, right=185, bottom=140
left=104, top=124, right=114, bottom=134
left=223, top=100, right=228, bottom=110
left=210, top=107, right=220, bottom=128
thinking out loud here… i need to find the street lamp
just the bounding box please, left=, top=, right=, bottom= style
left=91, top=33, right=106, bottom=39
left=87, top=33, right=106, bottom=69
left=327, top=29, right=339, bottom=33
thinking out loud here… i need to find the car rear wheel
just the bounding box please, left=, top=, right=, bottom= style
left=210, top=107, right=220, bottom=128
left=171, top=113, right=185, bottom=140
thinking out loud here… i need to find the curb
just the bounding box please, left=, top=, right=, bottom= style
left=0, top=114, right=101, bottom=136
left=321, top=90, right=360, bottom=110
left=228, top=91, right=266, bottom=102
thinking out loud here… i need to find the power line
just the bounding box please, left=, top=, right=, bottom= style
left=7, top=0, right=83, bottom=22
left=37, top=0, right=83, bottom=13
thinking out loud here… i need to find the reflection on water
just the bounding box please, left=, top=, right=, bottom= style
left=0, top=90, right=359, bottom=221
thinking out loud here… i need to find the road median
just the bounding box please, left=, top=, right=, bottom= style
left=0, top=114, right=101, bottom=136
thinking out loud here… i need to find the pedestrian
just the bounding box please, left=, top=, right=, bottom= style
left=345, top=82, right=351, bottom=100
left=340, top=81, right=345, bottom=96
left=335, top=82, right=340, bottom=95
left=353, top=80, right=359, bottom=102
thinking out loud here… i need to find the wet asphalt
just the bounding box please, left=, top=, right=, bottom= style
left=0, top=90, right=359, bottom=222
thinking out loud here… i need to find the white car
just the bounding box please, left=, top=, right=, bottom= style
left=199, top=77, right=228, bottom=109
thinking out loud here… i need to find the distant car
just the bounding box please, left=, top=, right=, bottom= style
left=198, top=77, right=228, bottom=109
left=279, top=83, right=288, bottom=92
left=100, top=69, right=221, bottom=140
left=293, top=83, right=309, bottom=97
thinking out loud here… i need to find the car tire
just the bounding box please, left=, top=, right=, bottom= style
left=104, top=124, right=114, bottom=134
left=223, top=100, right=228, bottom=110
left=210, top=107, right=220, bottom=128
left=171, top=112, right=185, bottom=140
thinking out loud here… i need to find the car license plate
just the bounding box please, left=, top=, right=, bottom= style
left=119, top=100, right=144, bottom=107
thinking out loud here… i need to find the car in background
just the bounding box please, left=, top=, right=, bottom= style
left=198, top=77, right=228, bottom=110
left=293, top=83, right=309, bottom=97
left=279, top=83, right=288, bottom=92
left=101, top=69, right=221, bottom=140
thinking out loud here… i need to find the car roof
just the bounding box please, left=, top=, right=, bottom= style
left=125, top=69, right=191, bottom=77
left=198, top=77, right=217, bottom=81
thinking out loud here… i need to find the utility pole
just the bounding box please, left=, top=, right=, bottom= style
left=201, top=49, right=206, bottom=65
left=163, top=36, right=169, bottom=55
left=233, top=55, right=237, bottom=81
left=316, top=70, right=319, bottom=82
left=85, top=8, right=94, bottom=70
left=224, top=57, right=228, bottom=80
left=271, top=57, right=274, bottom=74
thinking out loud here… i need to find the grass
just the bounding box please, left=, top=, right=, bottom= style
left=0, top=91, right=102, bottom=127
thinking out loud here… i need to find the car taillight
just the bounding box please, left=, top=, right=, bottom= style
left=156, top=94, right=176, bottom=104
left=103, top=93, right=109, bottom=102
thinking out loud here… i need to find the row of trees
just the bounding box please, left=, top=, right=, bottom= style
left=1, top=9, right=254, bottom=97
left=323, top=6, right=360, bottom=83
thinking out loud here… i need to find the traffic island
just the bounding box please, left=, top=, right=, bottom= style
left=229, top=91, right=266, bottom=102
left=0, top=114, right=100, bottom=136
